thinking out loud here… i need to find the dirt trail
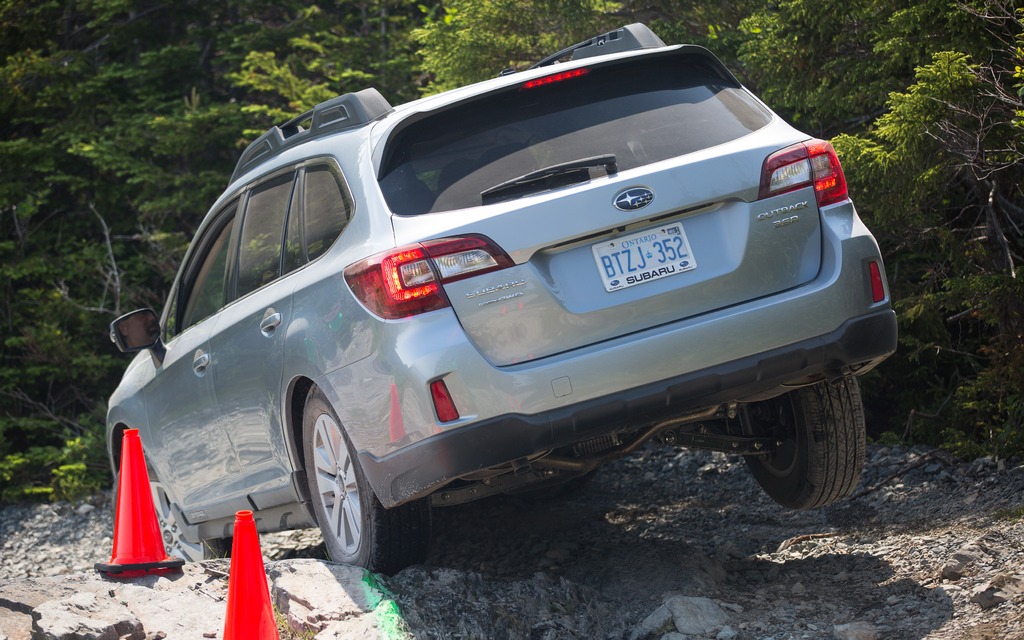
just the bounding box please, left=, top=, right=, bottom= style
left=2, top=444, right=1022, bottom=639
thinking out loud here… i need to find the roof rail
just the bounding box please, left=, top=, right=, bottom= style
left=527, top=23, right=666, bottom=70
left=229, top=88, right=393, bottom=183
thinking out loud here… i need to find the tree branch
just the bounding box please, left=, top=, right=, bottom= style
left=0, top=389, right=83, bottom=437
left=91, top=203, right=122, bottom=316
left=988, top=183, right=1018, bottom=278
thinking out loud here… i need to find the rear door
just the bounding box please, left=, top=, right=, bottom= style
left=208, top=162, right=354, bottom=507
left=207, top=170, right=296, bottom=504
left=382, top=49, right=821, bottom=366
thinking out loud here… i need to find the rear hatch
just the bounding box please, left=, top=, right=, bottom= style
left=379, top=48, right=822, bottom=366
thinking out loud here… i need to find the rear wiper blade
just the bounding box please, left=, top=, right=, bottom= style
left=480, top=154, right=617, bottom=205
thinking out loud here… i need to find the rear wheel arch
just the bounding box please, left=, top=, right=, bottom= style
left=286, top=376, right=316, bottom=479
left=300, top=385, right=431, bottom=574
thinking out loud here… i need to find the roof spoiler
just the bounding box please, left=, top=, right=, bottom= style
left=527, top=23, right=666, bottom=71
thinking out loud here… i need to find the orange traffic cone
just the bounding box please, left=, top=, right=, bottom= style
left=223, top=510, right=279, bottom=640
left=96, top=429, right=185, bottom=577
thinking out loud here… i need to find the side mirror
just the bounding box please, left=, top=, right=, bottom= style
left=110, top=309, right=163, bottom=352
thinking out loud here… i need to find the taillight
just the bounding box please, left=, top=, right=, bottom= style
left=344, top=235, right=514, bottom=319
left=758, top=139, right=849, bottom=207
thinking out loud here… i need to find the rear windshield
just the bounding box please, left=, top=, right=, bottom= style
left=379, top=51, right=772, bottom=215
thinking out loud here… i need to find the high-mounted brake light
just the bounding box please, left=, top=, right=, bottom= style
left=521, top=67, right=590, bottom=90
left=344, top=235, right=514, bottom=319
left=758, top=139, right=849, bottom=207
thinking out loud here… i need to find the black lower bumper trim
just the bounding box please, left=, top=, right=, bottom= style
left=359, top=309, right=897, bottom=507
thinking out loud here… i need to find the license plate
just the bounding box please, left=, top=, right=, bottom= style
left=592, top=222, right=696, bottom=292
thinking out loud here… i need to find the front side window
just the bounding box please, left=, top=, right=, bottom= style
left=180, top=208, right=237, bottom=331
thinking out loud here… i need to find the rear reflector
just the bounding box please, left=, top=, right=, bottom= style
left=869, top=261, right=886, bottom=303
left=344, top=235, right=513, bottom=319
left=430, top=379, right=460, bottom=422
left=759, top=139, right=849, bottom=207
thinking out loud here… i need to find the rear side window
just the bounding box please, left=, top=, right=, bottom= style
left=282, top=163, right=353, bottom=272
left=236, top=172, right=295, bottom=298
left=379, top=51, right=772, bottom=214
left=303, top=165, right=352, bottom=261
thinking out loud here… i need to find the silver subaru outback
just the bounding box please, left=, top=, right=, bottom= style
left=107, top=24, right=897, bottom=574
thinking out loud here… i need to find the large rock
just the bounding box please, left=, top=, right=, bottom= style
left=269, top=559, right=407, bottom=639
left=970, top=573, right=1024, bottom=610
left=833, top=620, right=878, bottom=640
left=631, top=604, right=674, bottom=639
left=32, top=592, right=143, bottom=640
left=664, top=596, right=729, bottom=635
left=0, top=565, right=227, bottom=640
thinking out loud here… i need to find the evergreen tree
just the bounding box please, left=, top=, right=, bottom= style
left=0, top=0, right=424, bottom=501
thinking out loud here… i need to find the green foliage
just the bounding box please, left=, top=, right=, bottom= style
left=994, top=505, right=1024, bottom=522
left=828, top=4, right=1024, bottom=457
left=0, top=427, right=107, bottom=502
left=834, top=50, right=980, bottom=233
left=0, top=0, right=425, bottom=503
left=1, top=0, right=1022, bottom=506
left=225, top=1, right=424, bottom=134
left=873, top=431, right=904, bottom=446
left=946, top=276, right=1024, bottom=457
left=644, top=1, right=759, bottom=74
left=411, top=0, right=621, bottom=93
left=737, top=0, right=990, bottom=134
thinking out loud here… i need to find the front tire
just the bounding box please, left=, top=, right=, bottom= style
left=744, top=377, right=866, bottom=509
left=302, top=387, right=430, bottom=574
left=150, top=480, right=229, bottom=560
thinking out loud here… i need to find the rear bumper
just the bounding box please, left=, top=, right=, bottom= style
left=359, top=308, right=897, bottom=507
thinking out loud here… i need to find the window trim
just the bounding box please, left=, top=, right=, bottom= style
left=160, top=155, right=357, bottom=339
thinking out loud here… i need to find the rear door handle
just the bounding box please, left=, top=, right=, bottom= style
left=192, top=350, right=210, bottom=376
left=260, top=309, right=282, bottom=336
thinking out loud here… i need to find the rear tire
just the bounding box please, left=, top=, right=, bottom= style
left=302, top=387, right=431, bottom=574
left=744, top=377, right=866, bottom=509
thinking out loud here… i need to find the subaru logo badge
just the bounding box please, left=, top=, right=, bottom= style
left=614, top=187, right=654, bottom=211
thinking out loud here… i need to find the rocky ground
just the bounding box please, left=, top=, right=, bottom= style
left=1, top=443, right=1022, bottom=639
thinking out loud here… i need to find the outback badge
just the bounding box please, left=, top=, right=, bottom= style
left=614, top=187, right=654, bottom=211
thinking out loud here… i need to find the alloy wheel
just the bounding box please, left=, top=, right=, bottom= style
left=150, top=481, right=210, bottom=562
left=311, top=411, right=363, bottom=555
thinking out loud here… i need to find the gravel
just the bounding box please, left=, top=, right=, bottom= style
left=2, top=444, right=1023, bottom=639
